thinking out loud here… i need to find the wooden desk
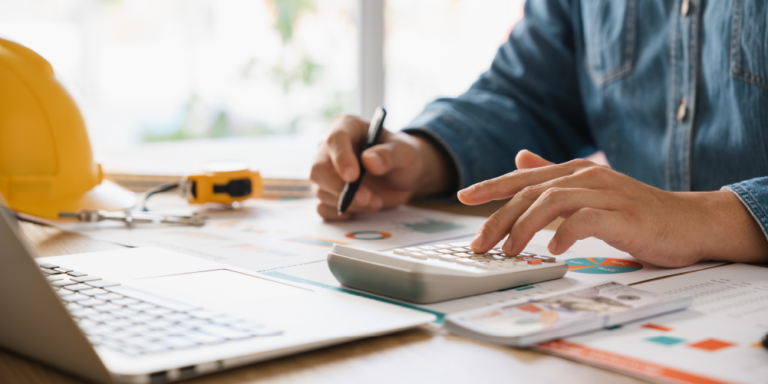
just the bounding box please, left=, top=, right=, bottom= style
left=1, top=201, right=649, bottom=384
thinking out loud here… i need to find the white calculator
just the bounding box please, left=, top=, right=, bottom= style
left=327, top=242, right=568, bottom=304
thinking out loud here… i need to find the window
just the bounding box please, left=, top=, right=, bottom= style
left=0, top=0, right=522, bottom=150
left=0, top=0, right=357, bottom=149
left=384, top=0, right=523, bottom=130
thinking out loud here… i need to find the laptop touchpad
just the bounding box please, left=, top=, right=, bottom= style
left=133, top=269, right=310, bottom=308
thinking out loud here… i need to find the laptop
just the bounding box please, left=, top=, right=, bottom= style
left=0, top=202, right=435, bottom=383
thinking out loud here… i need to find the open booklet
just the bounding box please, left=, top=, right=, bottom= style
left=444, top=282, right=692, bottom=347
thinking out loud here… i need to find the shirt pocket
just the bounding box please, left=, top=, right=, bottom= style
left=731, top=0, right=768, bottom=89
left=581, top=0, right=637, bottom=87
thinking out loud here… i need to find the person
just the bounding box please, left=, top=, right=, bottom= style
left=310, top=0, right=768, bottom=268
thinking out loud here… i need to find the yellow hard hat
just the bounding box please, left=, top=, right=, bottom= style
left=0, top=38, right=135, bottom=219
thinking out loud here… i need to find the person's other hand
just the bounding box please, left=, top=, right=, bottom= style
left=311, top=115, right=454, bottom=220
left=459, top=150, right=768, bottom=267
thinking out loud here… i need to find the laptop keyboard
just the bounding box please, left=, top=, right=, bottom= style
left=38, top=262, right=283, bottom=356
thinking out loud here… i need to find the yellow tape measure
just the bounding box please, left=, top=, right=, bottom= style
left=180, top=162, right=263, bottom=205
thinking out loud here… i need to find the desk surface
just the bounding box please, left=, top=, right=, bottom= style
left=2, top=201, right=651, bottom=384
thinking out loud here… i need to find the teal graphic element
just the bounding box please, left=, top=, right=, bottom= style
left=401, top=219, right=464, bottom=234
left=566, top=257, right=643, bottom=274
left=647, top=336, right=686, bottom=346
left=263, top=271, right=446, bottom=324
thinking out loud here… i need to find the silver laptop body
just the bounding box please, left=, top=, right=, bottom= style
left=0, top=204, right=434, bottom=383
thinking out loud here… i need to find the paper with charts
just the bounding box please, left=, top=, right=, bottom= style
left=537, top=263, right=768, bottom=384
left=40, top=197, right=488, bottom=271
left=264, top=229, right=723, bottom=322
left=41, top=195, right=723, bottom=322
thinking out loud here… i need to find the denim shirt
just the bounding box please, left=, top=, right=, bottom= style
left=403, top=0, right=768, bottom=240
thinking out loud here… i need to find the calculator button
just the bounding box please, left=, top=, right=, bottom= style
left=519, top=252, right=536, bottom=257
left=39, top=263, right=60, bottom=269
left=448, top=242, right=470, bottom=247
left=475, top=262, right=498, bottom=270
left=457, top=258, right=475, bottom=266
left=527, top=259, right=543, bottom=265
left=501, top=262, right=518, bottom=269
left=454, top=253, right=471, bottom=258
left=418, top=246, right=438, bottom=251
left=393, top=249, right=409, bottom=256
left=431, top=244, right=452, bottom=249
left=409, top=252, right=428, bottom=260
left=451, top=247, right=469, bottom=252
left=404, top=247, right=421, bottom=252
left=421, top=251, right=440, bottom=258
left=437, top=249, right=454, bottom=254
left=487, top=250, right=503, bottom=255
left=438, top=255, right=458, bottom=262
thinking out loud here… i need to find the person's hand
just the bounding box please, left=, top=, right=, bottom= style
left=311, top=115, right=454, bottom=220
left=459, top=150, right=768, bottom=267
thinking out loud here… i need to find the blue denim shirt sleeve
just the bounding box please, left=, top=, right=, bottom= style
left=722, top=178, right=768, bottom=241
left=403, top=0, right=595, bottom=197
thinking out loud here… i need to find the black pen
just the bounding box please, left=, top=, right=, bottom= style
left=338, top=106, right=387, bottom=216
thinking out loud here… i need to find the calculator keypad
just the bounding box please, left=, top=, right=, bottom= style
left=392, top=242, right=557, bottom=270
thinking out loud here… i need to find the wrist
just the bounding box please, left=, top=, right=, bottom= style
left=689, top=190, right=768, bottom=263
left=410, top=134, right=457, bottom=198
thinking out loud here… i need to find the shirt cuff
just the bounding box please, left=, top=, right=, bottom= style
left=721, top=178, right=768, bottom=241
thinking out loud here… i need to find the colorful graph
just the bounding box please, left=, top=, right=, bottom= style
left=565, top=257, right=643, bottom=274
left=345, top=230, right=392, bottom=240
left=401, top=219, right=464, bottom=234
left=286, top=237, right=350, bottom=247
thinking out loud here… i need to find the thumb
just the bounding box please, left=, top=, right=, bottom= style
left=515, top=149, right=554, bottom=170
left=361, top=140, right=416, bottom=176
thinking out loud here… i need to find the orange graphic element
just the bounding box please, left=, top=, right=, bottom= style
left=601, top=258, right=643, bottom=268
left=641, top=323, right=672, bottom=332
left=517, top=304, right=542, bottom=313
left=537, top=340, right=730, bottom=384
left=567, top=265, right=594, bottom=271
left=753, top=341, right=764, bottom=348
left=586, top=257, right=599, bottom=265
left=688, top=339, right=736, bottom=352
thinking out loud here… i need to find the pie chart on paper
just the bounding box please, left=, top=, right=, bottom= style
left=565, top=257, right=643, bottom=274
